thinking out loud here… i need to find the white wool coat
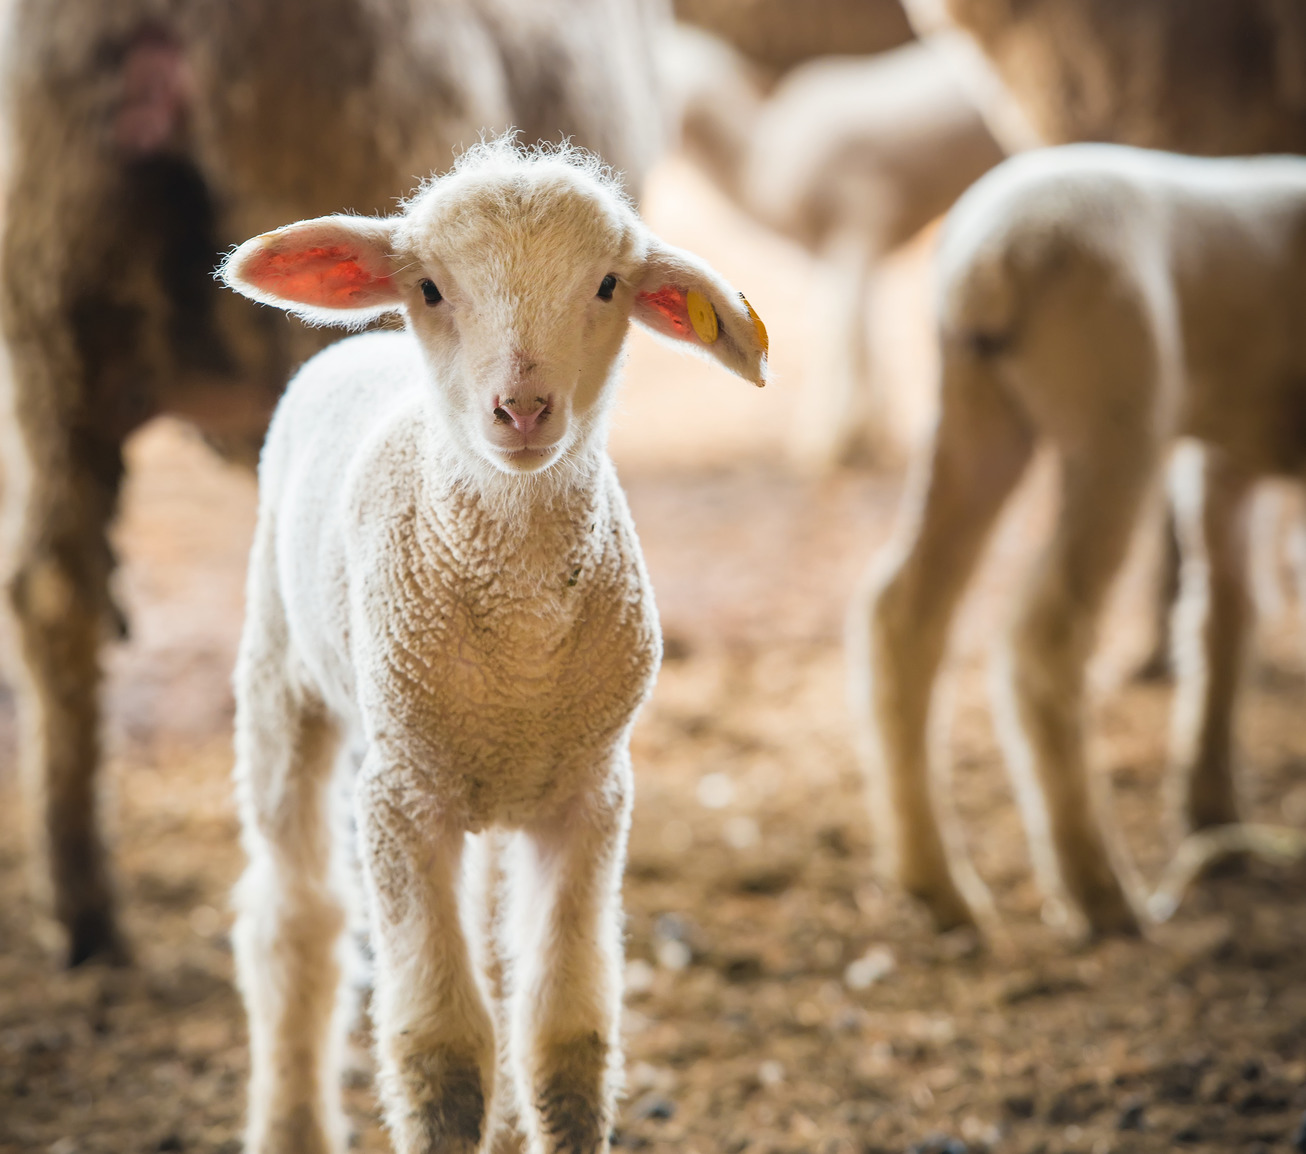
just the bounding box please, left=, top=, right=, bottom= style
left=247, top=329, right=661, bottom=829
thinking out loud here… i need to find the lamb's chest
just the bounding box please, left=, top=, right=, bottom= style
left=357, top=533, right=658, bottom=816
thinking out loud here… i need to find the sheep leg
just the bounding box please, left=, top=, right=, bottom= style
left=994, top=440, right=1156, bottom=936
left=792, top=230, right=881, bottom=470
left=6, top=427, right=127, bottom=966
left=1133, top=502, right=1181, bottom=682
left=850, top=345, right=1034, bottom=930
left=356, top=761, right=495, bottom=1154
left=1168, top=444, right=1253, bottom=833
left=233, top=657, right=349, bottom=1154
left=509, top=775, right=632, bottom=1154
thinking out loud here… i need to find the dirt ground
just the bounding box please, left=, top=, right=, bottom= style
left=2, top=162, right=1306, bottom=1154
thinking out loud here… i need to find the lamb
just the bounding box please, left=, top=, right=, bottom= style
left=220, top=141, right=768, bottom=1154
left=899, top=0, right=1306, bottom=677
left=661, top=25, right=1004, bottom=466
left=0, top=0, right=665, bottom=967
left=848, top=143, right=1306, bottom=938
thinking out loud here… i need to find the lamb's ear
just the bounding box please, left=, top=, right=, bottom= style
left=221, top=215, right=402, bottom=326
left=632, top=239, right=769, bottom=386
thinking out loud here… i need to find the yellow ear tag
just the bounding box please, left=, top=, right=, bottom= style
left=741, top=294, right=768, bottom=356
left=686, top=289, right=719, bottom=344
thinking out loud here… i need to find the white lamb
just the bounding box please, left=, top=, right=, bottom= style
left=849, top=143, right=1306, bottom=939
left=220, top=142, right=768, bottom=1154
left=661, top=24, right=1004, bottom=466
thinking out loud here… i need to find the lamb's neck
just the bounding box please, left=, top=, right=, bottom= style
left=416, top=442, right=617, bottom=589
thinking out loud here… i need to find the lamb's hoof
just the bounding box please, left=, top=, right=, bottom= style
left=1130, top=647, right=1173, bottom=684
left=258, top=1103, right=339, bottom=1154
left=1184, top=800, right=1242, bottom=838
left=1079, top=890, right=1143, bottom=940
left=536, top=1034, right=609, bottom=1154
left=906, top=880, right=979, bottom=934
left=405, top=1050, right=487, bottom=1154
left=66, top=908, right=130, bottom=968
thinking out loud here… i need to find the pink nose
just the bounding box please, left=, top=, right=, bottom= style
left=493, top=394, right=552, bottom=435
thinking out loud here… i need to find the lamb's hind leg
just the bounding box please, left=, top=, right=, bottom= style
left=849, top=342, right=1034, bottom=930
left=507, top=769, right=633, bottom=1154
left=1167, top=444, right=1254, bottom=833
left=233, top=532, right=350, bottom=1154
left=994, top=435, right=1157, bottom=936
left=355, top=758, right=496, bottom=1154
left=792, top=228, right=881, bottom=470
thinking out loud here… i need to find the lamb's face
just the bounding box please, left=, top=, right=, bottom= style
left=393, top=168, right=644, bottom=475
left=221, top=146, right=769, bottom=482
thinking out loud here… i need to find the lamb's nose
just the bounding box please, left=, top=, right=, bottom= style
left=493, top=394, right=552, bottom=434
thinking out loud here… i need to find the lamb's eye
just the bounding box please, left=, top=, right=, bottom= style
left=420, top=279, right=442, bottom=305
left=597, top=274, right=618, bottom=301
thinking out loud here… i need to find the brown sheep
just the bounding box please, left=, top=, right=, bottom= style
left=920, top=0, right=1306, bottom=156
left=672, top=0, right=914, bottom=78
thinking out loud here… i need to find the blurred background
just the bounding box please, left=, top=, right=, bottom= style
left=2, top=2, right=1305, bottom=1152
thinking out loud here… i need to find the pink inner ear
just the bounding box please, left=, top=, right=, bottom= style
left=636, top=286, right=693, bottom=337
left=244, top=244, right=391, bottom=307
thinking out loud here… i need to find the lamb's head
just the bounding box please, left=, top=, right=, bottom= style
left=221, top=141, right=769, bottom=477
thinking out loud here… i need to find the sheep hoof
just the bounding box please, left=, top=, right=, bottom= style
left=408, top=1052, right=486, bottom=1154
left=66, top=908, right=130, bottom=968
left=1079, top=892, right=1143, bottom=940
left=906, top=881, right=979, bottom=934
left=1130, top=645, right=1173, bottom=684
left=535, top=1034, right=609, bottom=1154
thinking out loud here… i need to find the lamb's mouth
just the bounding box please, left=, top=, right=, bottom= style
left=498, top=444, right=559, bottom=468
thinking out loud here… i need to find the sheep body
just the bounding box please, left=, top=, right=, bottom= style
left=929, top=0, right=1306, bottom=155
left=851, top=143, right=1306, bottom=937
left=223, top=143, right=766, bottom=1154
left=0, top=0, right=665, bottom=966
left=664, top=27, right=1003, bottom=465
left=747, top=43, right=1004, bottom=254
left=672, top=0, right=913, bottom=78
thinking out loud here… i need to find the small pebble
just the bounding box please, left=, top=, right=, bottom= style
left=1117, top=1100, right=1146, bottom=1131
left=723, top=815, right=759, bottom=849
left=696, top=772, right=735, bottom=809
left=844, top=945, right=895, bottom=991
left=632, top=1092, right=675, bottom=1122
left=655, top=939, right=691, bottom=971
left=625, top=958, right=656, bottom=994
left=908, top=1134, right=967, bottom=1154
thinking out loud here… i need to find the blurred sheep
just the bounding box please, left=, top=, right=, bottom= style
left=904, top=0, right=1306, bottom=675
left=662, top=25, right=1003, bottom=466
left=907, top=0, right=1306, bottom=156
left=673, top=0, right=914, bottom=78
left=0, top=0, right=666, bottom=967
left=850, top=145, right=1306, bottom=938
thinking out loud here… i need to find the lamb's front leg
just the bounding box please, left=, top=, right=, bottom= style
left=508, top=769, right=632, bottom=1154
left=355, top=758, right=496, bottom=1154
